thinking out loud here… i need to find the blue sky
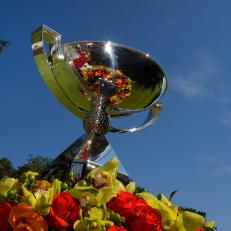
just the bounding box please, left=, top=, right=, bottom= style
left=0, top=1, right=230, bottom=230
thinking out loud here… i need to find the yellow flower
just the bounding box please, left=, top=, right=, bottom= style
left=21, top=179, right=61, bottom=215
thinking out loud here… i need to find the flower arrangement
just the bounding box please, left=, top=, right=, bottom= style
left=0, top=158, right=215, bottom=231
left=80, top=66, right=132, bottom=104
left=72, top=51, right=132, bottom=104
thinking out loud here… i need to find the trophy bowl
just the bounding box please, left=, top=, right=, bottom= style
left=32, top=26, right=167, bottom=123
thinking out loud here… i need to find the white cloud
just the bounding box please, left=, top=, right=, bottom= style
left=222, top=165, right=231, bottom=173
left=171, top=49, right=228, bottom=101
left=197, top=154, right=224, bottom=164
left=197, top=153, right=231, bottom=176
left=219, top=112, right=231, bottom=128
left=172, top=78, right=210, bottom=98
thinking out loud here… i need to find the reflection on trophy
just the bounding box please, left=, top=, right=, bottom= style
left=31, top=25, right=167, bottom=183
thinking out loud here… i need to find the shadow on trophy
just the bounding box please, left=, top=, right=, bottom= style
left=31, top=25, right=167, bottom=185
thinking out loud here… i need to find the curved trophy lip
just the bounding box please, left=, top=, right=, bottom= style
left=60, top=40, right=168, bottom=115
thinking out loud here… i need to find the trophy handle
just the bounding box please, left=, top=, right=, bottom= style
left=109, top=103, right=163, bottom=133
left=31, top=25, right=85, bottom=117
left=31, top=25, right=61, bottom=67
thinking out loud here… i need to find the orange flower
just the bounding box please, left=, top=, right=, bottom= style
left=8, top=202, right=48, bottom=231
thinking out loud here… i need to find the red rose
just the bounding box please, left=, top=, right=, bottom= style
left=47, top=192, right=80, bottom=230
left=107, top=191, right=139, bottom=225
left=195, top=227, right=204, bottom=231
left=0, top=200, right=12, bottom=231
left=108, top=191, right=162, bottom=231
left=73, top=57, right=85, bottom=68
left=107, top=225, right=128, bottom=231
left=73, top=52, right=89, bottom=68
left=129, top=203, right=162, bottom=231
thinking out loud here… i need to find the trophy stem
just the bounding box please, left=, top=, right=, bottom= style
left=69, top=80, right=116, bottom=180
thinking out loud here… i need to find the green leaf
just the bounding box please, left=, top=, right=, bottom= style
left=0, top=178, right=16, bottom=197
left=125, top=182, right=136, bottom=193
left=113, top=179, right=125, bottom=192
left=108, top=210, right=125, bottom=226
left=100, top=220, right=114, bottom=227
left=204, top=221, right=216, bottom=228
left=73, top=220, right=87, bottom=231
left=52, top=179, right=61, bottom=194
left=180, top=211, right=205, bottom=231
left=157, top=193, right=162, bottom=200
left=21, top=184, right=36, bottom=206
left=175, top=214, right=187, bottom=231
left=102, top=157, right=119, bottom=172
left=137, top=192, right=177, bottom=230
left=159, top=193, right=172, bottom=206
left=169, top=189, right=179, bottom=201
left=203, top=227, right=216, bottom=231
left=97, top=186, right=117, bottom=205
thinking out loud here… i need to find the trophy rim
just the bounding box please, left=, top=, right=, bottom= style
left=60, top=40, right=168, bottom=114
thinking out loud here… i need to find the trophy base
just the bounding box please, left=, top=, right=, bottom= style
left=42, top=134, right=130, bottom=184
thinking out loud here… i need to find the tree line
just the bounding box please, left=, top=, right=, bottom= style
left=0, top=155, right=52, bottom=179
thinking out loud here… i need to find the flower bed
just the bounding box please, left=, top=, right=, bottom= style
left=0, top=158, right=215, bottom=231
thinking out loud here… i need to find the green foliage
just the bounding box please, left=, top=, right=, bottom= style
left=108, top=210, right=125, bottom=226
left=0, top=177, right=17, bottom=197
left=0, top=155, right=52, bottom=178
left=17, top=154, right=52, bottom=176
left=0, top=158, right=17, bottom=178
left=179, top=206, right=206, bottom=218
left=125, top=181, right=136, bottom=193
left=0, top=40, right=10, bottom=54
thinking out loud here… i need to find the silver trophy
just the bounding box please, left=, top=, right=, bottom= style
left=31, top=25, right=167, bottom=182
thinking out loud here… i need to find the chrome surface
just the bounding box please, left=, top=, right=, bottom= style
left=110, top=103, right=163, bottom=133
left=32, top=25, right=167, bottom=133
left=43, top=134, right=128, bottom=180
left=31, top=25, right=87, bottom=119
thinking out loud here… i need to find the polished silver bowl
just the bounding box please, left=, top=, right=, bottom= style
left=32, top=26, right=167, bottom=133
